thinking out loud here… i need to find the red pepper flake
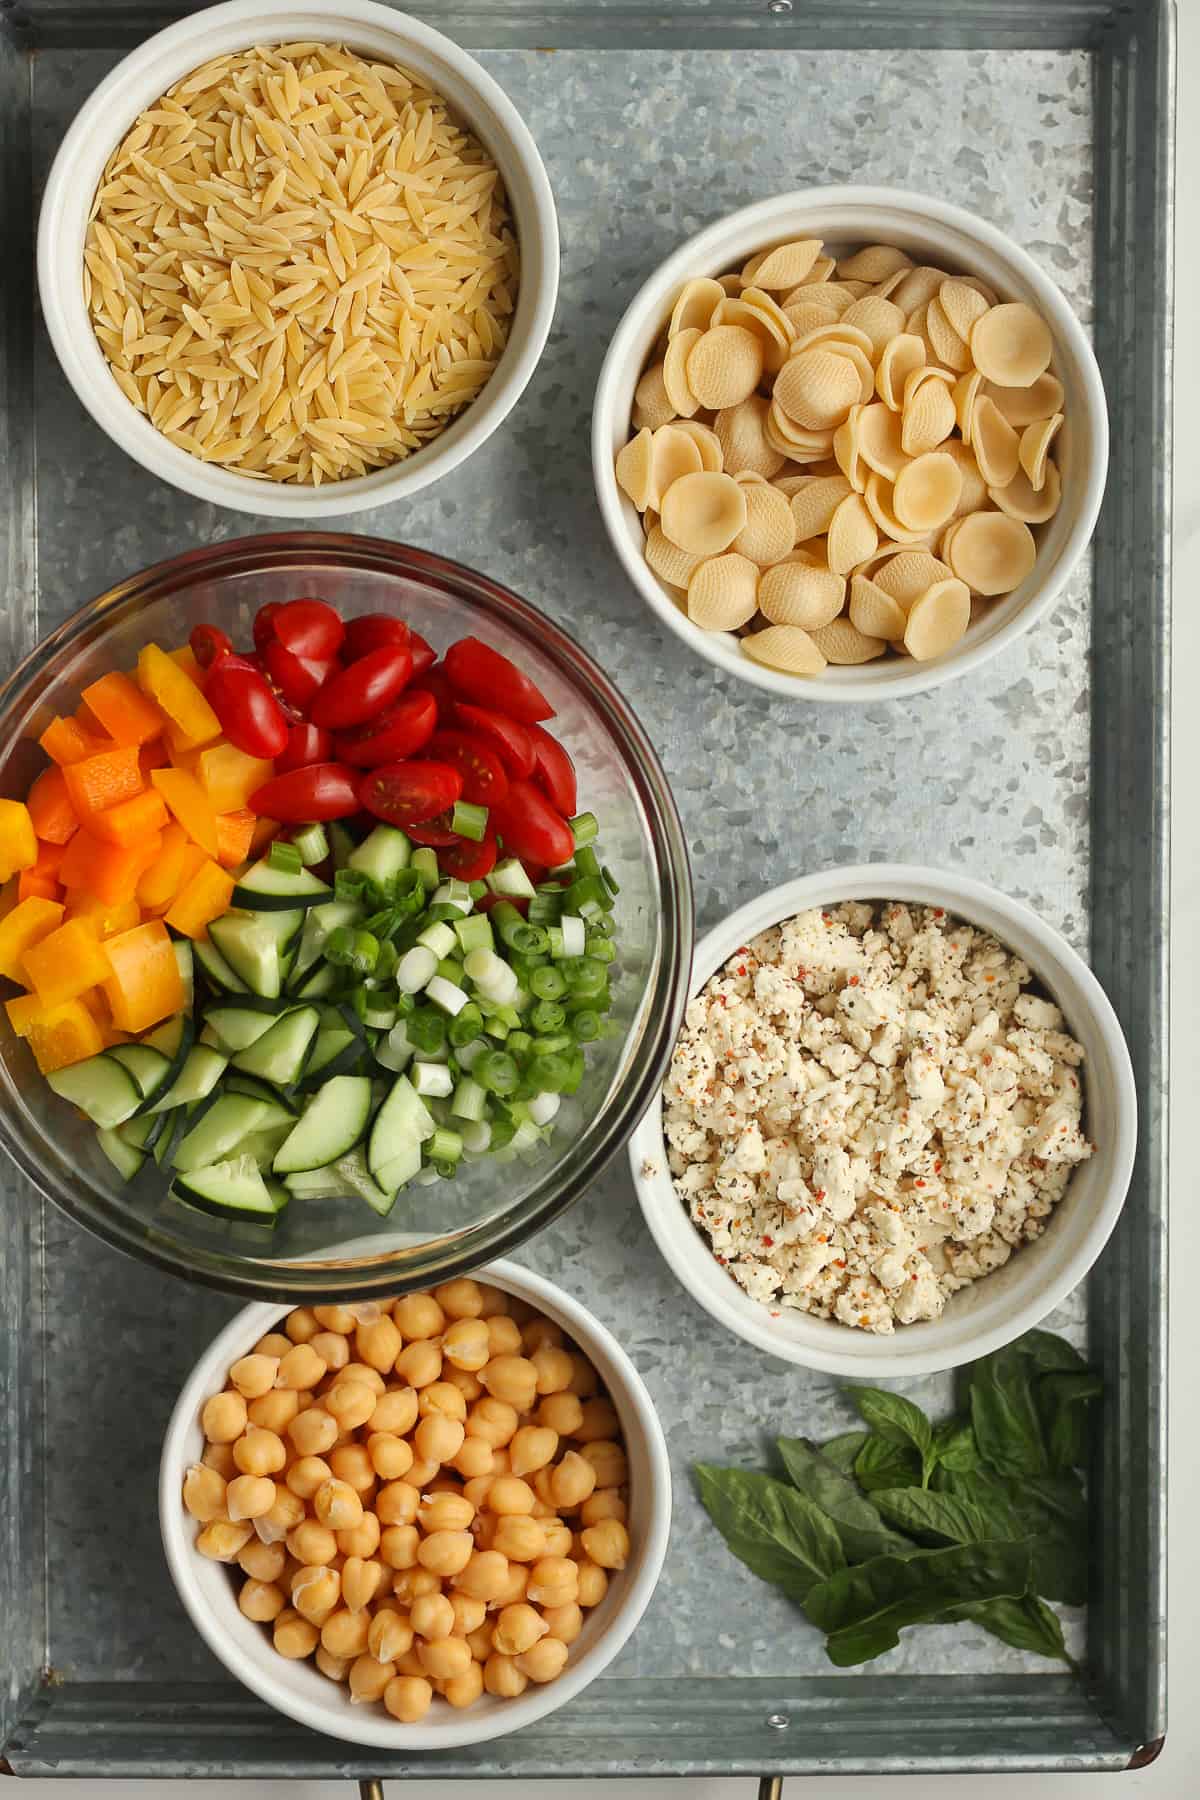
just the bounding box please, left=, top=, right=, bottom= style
left=762, top=1234, right=774, bottom=1247
left=915, top=1179, right=926, bottom=1188
left=848, top=974, right=860, bottom=986
left=934, top=1161, right=942, bottom=1173
left=933, top=907, right=944, bottom=917
left=836, top=1257, right=847, bottom=1268
left=738, top=965, right=747, bottom=977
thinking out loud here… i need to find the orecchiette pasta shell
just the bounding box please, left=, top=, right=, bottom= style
left=969, top=303, right=1053, bottom=387
left=712, top=298, right=793, bottom=374
left=808, top=617, right=886, bottom=664
left=971, top=395, right=1020, bottom=487
left=832, top=408, right=867, bottom=492
left=790, top=475, right=855, bottom=541
left=840, top=295, right=905, bottom=358
left=868, top=267, right=912, bottom=301
left=717, top=272, right=743, bottom=297
left=686, top=326, right=764, bottom=410
left=662, top=327, right=703, bottom=418
left=647, top=423, right=704, bottom=510
left=863, top=472, right=931, bottom=545
left=633, top=362, right=677, bottom=432
left=826, top=491, right=879, bottom=576
left=784, top=281, right=856, bottom=315
left=939, top=438, right=989, bottom=514
left=835, top=342, right=876, bottom=406
left=766, top=399, right=836, bottom=461
left=938, top=516, right=967, bottom=563
left=732, top=482, right=797, bottom=566
left=869, top=548, right=953, bottom=609
left=789, top=321, right=875, bottom=362
left=774, top=350, right=860, bottom=431
left=645, top=525, right=705, bottom=590
left=890, top=265, right=950, bottom=313
left=741, top=624, right=827, bottom=675
left=900, top=375, right=956, bottom=457
left=733, top=469, right=769, bottom=487
left=876, top=333, right=926, bottom=411
left=986, top=372, right=1065, bottom=428
left=668, top=277, right=725, bottom=339
left=849, top=574, right=907, bottom=641
left=757, top=562, right=845, bottom=629
left=1018, top=413, right=1063, bottom=491
left=938, top=279, right=990, bottom=343
left=952, top=369, right=984, bottom=445
left=686, top=553, right=761, bottom=631
left=615, top=427, right=654, bottom=511
left=772, top=472, right=820, bottom=499
left=783, top=303, right=840, bottom=338
left=737, top=287, right=796, bottom=345
left=990, top=459, right=1062, bottom=524
left=905, top=302, right=937, bottom=360
left=808, top=255, right=837, bottom=284
left=715, top=394, right=785, bottom=479
left=903, top=578, right=972, bottom=660
left=925, top=295, right=972, bottom=372
left=856, top=404, right=909, bottom=481
left=660, top=469, right=748, bottom=557
left=671, top=418, right=724, bottom=472
left=744, top=240, right=824, bottom=289
left=836, top=244, right=912, bottom=284
left=892, top=452, right=963, bottom=533
left=945, top=511, right=1037, bottom=595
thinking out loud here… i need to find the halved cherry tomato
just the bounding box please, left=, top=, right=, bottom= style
left=334, top=691, right=438, bottom=768
left=358, top=761, right=462, bottom=828
left=528, top=723, right=577, bottom=817
left=426, top=730, right=509, bottom=806
left=190, top=623, right=234, bottom=671
left=343, top=614, right=410, bottom=662
left=253, top=601, right=282, bottom=652
left=273, top=598, right=345, bottom=661
left=490, top=779, right=574, bottom=868
left=205, top=661, right=289, bottom=759
left=249, top=762, right=361, bottom=821
left=263, top=638, right=338, bottom=710
left=452, top=701, right=536, bottom=778
left=438, top=831, right=498, bottom=882
left=410, top=664, right=455, bottom=719
left=275, top=722, right=333, bottom=773
left=409, top=632, right=436, bottom=680
left=311, top=646, right=412, bottom=729
left=444, top=636, right=554, bottom=724
left=405, top=810, right=460, bottom=847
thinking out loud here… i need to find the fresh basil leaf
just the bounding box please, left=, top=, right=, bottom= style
left=936, top=1468, right=1087, bottom=1604
left=807, top=1538, right=1033, bottom=1666
left=777, top=1437, right=912, bottom=1562
left=854, top=1433, right=924, bottom=1493
left=1036, top=1370, right=1102, bottom=1472
left=955, top=1595, right=1074, bottom=1665
left=850, top=1387, right=934, bottom=1466
left=870, top=1486, right=997, bottom=1546
left=931, top=1417, right=981, bottom=1474
left=820, top=1430, right=871, bottom=1475
left=694, top=1465, right=846, bottom=1602
left=969, top=1345, right=1048, bottom=1477
left=1017, top=1329, right=1089, bottom=1374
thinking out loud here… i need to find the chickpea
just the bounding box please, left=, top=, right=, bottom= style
left=410, top=1590, right=456, bottom=1641
left=484, top=1652, right=528, bottom=1698
left=479, top=1355, right=538, bottom=1413
left=369, top=1608, right=415, bottom=1663
left=419, top=1379, right=469, bottom=1423
left=509, top=1425, right=558, bottom=1478
left=487, top=1474, right=536, bottom=1516
left=201, top=1390, right=247, bottom=1444
left=288, top=1407, right=339, bottom=1458
left=418, top=1635, right=472, bottom=1681
left=327, top=1442, right=376, bottom=1495
left=285, top=1306, right=319, bottom=1344
left=520, top=1317, right=562, bottom=1355
left=473, top=1283, right=510, bottom=1317
left=532, top=1467, right=557, bottom=1508
left=577, top=1560, right=610, bottom=1608
left=202, top=1441, right=237, bottom=1479
left=434, top=1277, right=485, bottom=1320
left=462, top=1474, right=496, bottom=1511
left=379, top=1525, right=420, bottom=1570
left=449, top=1591, right=487, bottom=1636
left=454, top=1549, right=510, bottom=1603
left=566, top=1353, right=599, bottom=1398
left=369, top=1387, right=419, bottom=1435
left=516, top=1636, right=569, bottom=1684
left=366, top=1431, right=414, bottom=1484
left=491, top=1515, right=546, bottom=1563
left=254, top=1331, right=293, bottom=1358
left=225, top=1474, right=276, bottom=1522
left=183, top=1463, right=227, bottom=1523
left=332, top=1361, right=387, bottom=1394
left=396, top=1340, right=442, bottom=1389
left=273, top=1609, right=319, bottom=1659
left=418, top=1491, right=475, bottom=1534
left=549, top=1449, right=598, bottom=1511
left=441, top=1366, right=484, bottom=1404
left=395, top=1646, right=427, bottom=1678
left=260, top=1487, right=306, bottom=1540
left=452, top=1436, right=494, bottom=1481
left=316, top=1645, right=351, bottom=1683
left=392, top=1566, right=440, bottom=1604
left=444, top=1660, right=485, bottom=1708
left=323, top=1381, right=376, bottom=1431
left=376, top=1479, right=420, bottom=1526
left=393, top=1292, right=445, bottom=1340
left=285, top=1455, right=332, bottom=1501
left=526, top=1556, right=578, bottom=1608
left=405, top=1455, right=440, bottom=1489
left=491, top=1602, right=548, bottom=1657
left=485, top=1316, right=524, bottom=1359
left=581, top=1519, right=629, bottom=1571
left=287, top=1519, right=338, bottom=1566
left=312, top=1303, right=357, bottom=1335
left=473, top=1513, right=498, bottom=1552
left=580, top=1488, right=627, bottom=1528
left=489, top=1560, right=529, bottom=1608
left=248, top=1389, right=301, bottom=1435
left=336, top=1511, right=381, bottom=1560
left=276, top=1343, right=327, bottom=1391
left=356, top=1315, right=402, bottom=1374
left=531, top=1346, right=574, bottom=1396
left=580, top=1441, right=628, bottom=1491
left=541, top=1600, right=583, bottom=1645
left=196, top=1519, right=253, bottom=1561
left=417, top=1530, right=474, bottom=1577
left=348, top=1652, right=395, bottom=1703
left=465, top=1623, right=495, bottom=1662
left=441, top=1318, right=490, bottom=1372
left=384, top=1674, right=433, bottom=1723
left=311, top=1478, right=362, bottom=1531
left=341, top=1555, right=385, bottom=1613
left=414, top=1414, right=465, bottom=1466
left=577, top=1398, right=620, bottom=1441
left=530, top=1497, right=556, bottom=1522
left=229, top=1354, right=280, bottom=1399
left=538, top=1392, right=584, bottom=1437
left=317, top=1607, right=370, bottom=1659
left=490, top=1448, right=512, bottom=1475
left=540, top=1520, right=573, bottom=1558
left=238, top=1537, right=286, bottom=1583
left=308, top=1330, right=350, bottom=1371
left=292, top=1565, right=341, bottom=1624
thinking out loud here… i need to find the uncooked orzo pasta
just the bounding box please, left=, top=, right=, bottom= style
left=84, top=42, right=519, bottom=485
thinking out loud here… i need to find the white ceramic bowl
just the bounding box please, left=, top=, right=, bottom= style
left=593, top=188, right=1107, bottom=702
left=38, top=0, right=558, bottom=518
left=159, top=1260, right=670, bottom=1748
left=629, top=866, right=1136, bottom=1376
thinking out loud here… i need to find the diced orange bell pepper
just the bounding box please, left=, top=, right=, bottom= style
left=0, top=895, right=65, bottom=981
left=102, top=918, right=185, bottom=1032
left=137, top=644, right=220, bottom=750
left=170, top=645, right=205, bottom=687
left=0, top=800, right=38, bottom=883
left=249, top=815, right=279, bottom=858
left=59, top=829, right=162, bottom=906
left=26, top=768, right=78, bottom=846
left=25, top=998, right=106, bottom=1072
left=82, top=671, right=167, bottom=747
left=63, top=891, right=142, bottom=939
left=62, top=744, right=144, bottom=823
left=197, top=744, right=275, bottom=813
left=31, top=841, right=65, bottom=882
left=166, top=857, right=235, bottom=940
left=74, top=701, right=109, bottom=738
left=139, top=739, right=171, bottom=776
left=150, top=766, right=219, bottom=858
left=135, top=821, right=188, bottom=914
left=39, top=716, right=107, bottom=765
left=215, top=809, right=256, bottom=869
left=90, top=788, right=169, bottom=848
left=22, top=917, right=113, bottom=1009
left=18, top=871, right=59, bottom=902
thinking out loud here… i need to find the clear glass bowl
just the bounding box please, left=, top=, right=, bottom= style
left=0, top=534, right=693, bottom=1299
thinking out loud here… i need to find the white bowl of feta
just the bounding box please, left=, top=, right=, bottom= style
left=629, top=867, right=1136, bottom=1376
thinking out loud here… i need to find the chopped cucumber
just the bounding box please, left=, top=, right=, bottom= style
left=173, top=1095, right=269, bottom=1173
left=148, top=1045, right=228, bottom=1113
left=172, top=1154, right=289, bottom=1220
left=204, top=1006, right=284, bottom=1053
left=153, top=1108, right=187, bottom=1168
left=298, top=1027, right=359, bottom=1087
left=235, top=1123, right=293, bottom=1172
left=328, top=821, right=356, bottom=869
left=289, top=900, right=364, bottom=988
left=273, top=1074, right=373, bottom=1174
left=224, top=1071, right=300, bottom=1117
left=98, top=1127, right=146, bottom=1180
left=368, top=1074, right=435, bottom=1181
left=108, top=1044, right=173, bottom=1104
left=48, top=1053, right=141, bottom=1129
left=294, top=961, right=338, bottom=1001
left=173, top=939, right=195, bottom=1009
left=231, top=1007, right=321, bottom=1086
left=207, top=913, right=284, bottom=999
left=347, top=824, right=411, bottom=884
left=231, top=858, right=334, bottom=910
left=374, top=1138, right=423, bottom=1196
left=193, top=938, right=249, bottom=994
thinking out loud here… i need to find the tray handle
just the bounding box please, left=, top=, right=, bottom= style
left=358, top=1779, right=784, bottom=1796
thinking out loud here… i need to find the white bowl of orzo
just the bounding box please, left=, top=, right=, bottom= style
left=37, top=0, right=557, bottom=515
left=629, top=866, right=1136, bottom=1376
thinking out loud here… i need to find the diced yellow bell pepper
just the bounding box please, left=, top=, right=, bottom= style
left=0, top=895, right=65, bottom=982
left=198, top=743, right=275, bottom=813
left=102, top=918, right=185, bottom=1033
left=21, top=917, right=113, bottom=1009
left=136, top=644, right=221, bottom=750
left=165, top=857, right=235, bottom=940
left=0, top=799, right=38, bottom=883
left=150, top=767, right=220, bottom=858
left=25, top=998, right=105, bottom=1073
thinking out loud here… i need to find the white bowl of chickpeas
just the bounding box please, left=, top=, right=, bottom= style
left=160, top=1264, right=670, bottom=1747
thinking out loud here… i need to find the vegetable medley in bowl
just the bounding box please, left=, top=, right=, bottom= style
left=0, top=535, right=691, bottom=1297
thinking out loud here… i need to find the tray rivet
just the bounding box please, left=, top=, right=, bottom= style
left=767, top=0, right=794, bottom=13
left=766, top=1713, right=790, bottom=1730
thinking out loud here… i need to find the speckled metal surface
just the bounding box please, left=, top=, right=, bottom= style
left=0, top=0, right=1172, bottom=1778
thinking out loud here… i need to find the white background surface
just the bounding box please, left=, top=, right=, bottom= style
left=4, top=3, right=1194, bottom=1795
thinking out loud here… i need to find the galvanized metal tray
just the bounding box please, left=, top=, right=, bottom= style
left=0, top=0, right=1172, bottom=1780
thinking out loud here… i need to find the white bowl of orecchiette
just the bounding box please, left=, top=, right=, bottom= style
left=592, top=187, right=1107, bottom=701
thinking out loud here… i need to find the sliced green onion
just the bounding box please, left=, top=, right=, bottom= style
left=468, top=879, right=488, bottom=900
left=507, top=1029, right=534, bottom=1060
left=268, top=840, right=303, bottom=874
left=432, top=878, right=474, bottom=915
left=561, top=956, right=607, bottom=999
left=427, top=974, right=468, bottom=1017
left=454, top=913, right=494, bottom=956
left=460, top=1118, right=492, bottom=1155
left=532, top=1031, right=572, bottom=1058
left=412, top=1063, right=454, bottom=1100
left=406, top=1008, right=447, bottom=1056
left=487, top=858, right=536, bottom=900
left=569, top=811, right=599, bottom=847
left=436, top=956, right=464, bottom=985
left=451, top=800, right=488, bottom=842
left=291, top=823, right=329, bottom=866
left=586, top=935, right=616, bottom=965
left=530, top=965, right=566, bottom=1001
left=601, top=865, right=621, bottom=897
left=416, top=920, right=457, bottom=959
left=530, top=999, right=565, bottom=1035
left=363, top=1003, right=397, bottom=1031
left=528, top=1091, right=561, bottom=1127
left=489, top=1115, right=516, bottom=1150
left=463, top=946, right=520, bottom=1007
left=573, top=845, right=601, bottom=881
left=491, top=901, right=549, bottom=956
left=448, top=1003, right=484, bottom=1048
left=563, top=875, right=611, bottom=917
left=476, top=1049, right=519, bottom=1096
left=526, top=1052, right=572, bottom=1093
left=396, top=945, right=438, bottom=993
left=451, top=1077, right=487, bottom=1123
left=411, top=847, right=440, bottom=885
left=527, top=891, right=562, bottom=928
left=570, top=1008, right=602, bottom=1042
left=334, top=868, right=369, bottom=901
